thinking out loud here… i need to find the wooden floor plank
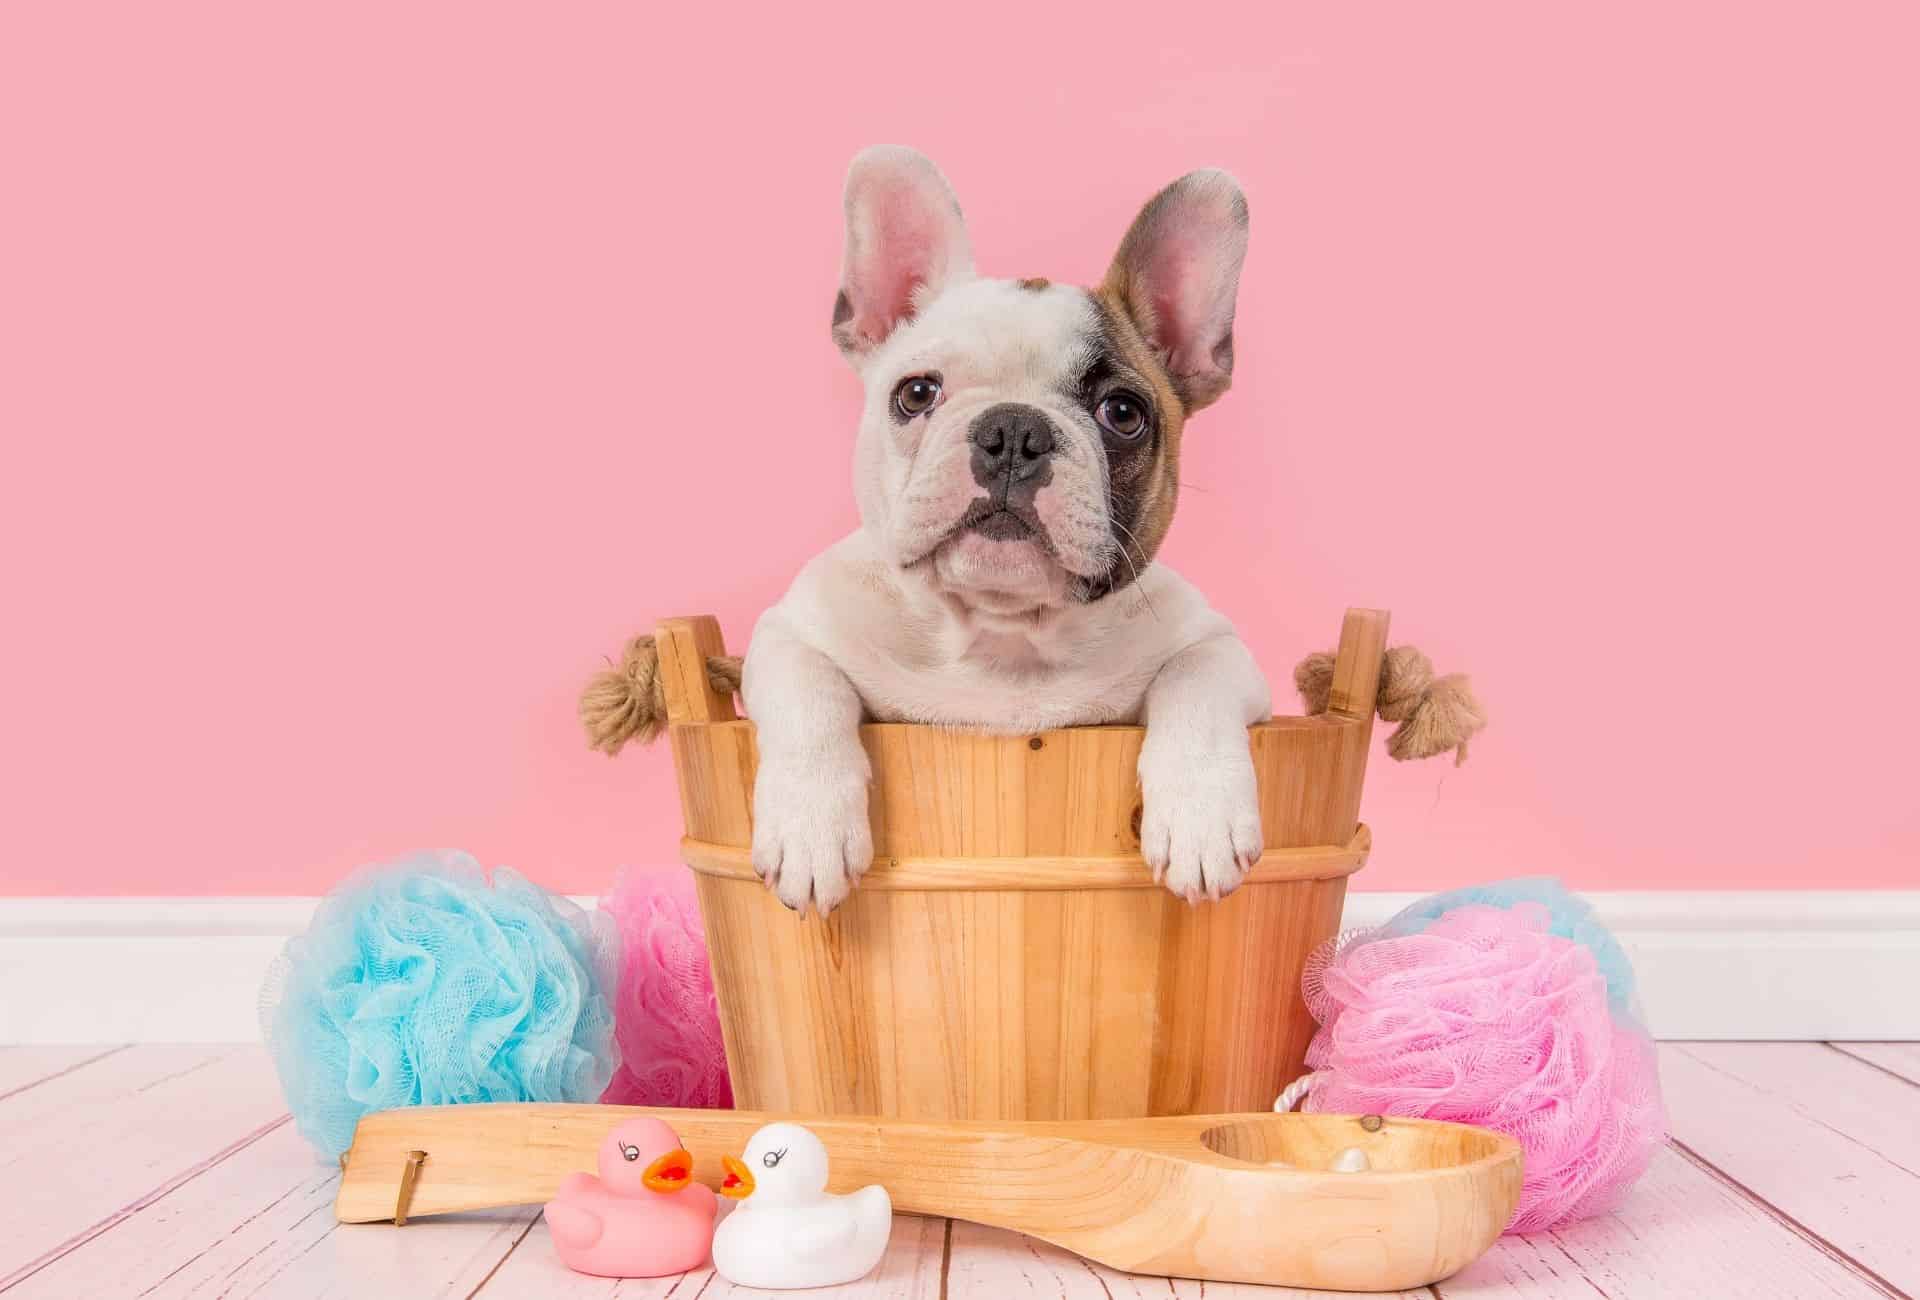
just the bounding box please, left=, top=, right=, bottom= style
left=1661, top=1042, right=1919, bottom=1294
left=4, top=1120, right=535, bottom=1299
left=1833, top=1042, right=1920, bottom=1087
left=0, top=1046, right=122, bottom=1101
left=1436, top=1144, right=1888, bottom=1299
left=944, top=1219, right=1437, bottom=1299
left=0, top=1044, right=290, bottom=1289
left=6, top=1043, right=1914, bottom=1299
left=471, top=1210, right=947, bottom=1299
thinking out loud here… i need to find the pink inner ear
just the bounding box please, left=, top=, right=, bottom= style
left=853, top=181, right=947, bottom=345
left=1119, top=178, right=1244, bottom=392
left=1148, top=240, right=1211, bottom=364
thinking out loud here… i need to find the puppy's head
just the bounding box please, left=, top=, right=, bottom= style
left=834, top=146, right=1248, bottom=615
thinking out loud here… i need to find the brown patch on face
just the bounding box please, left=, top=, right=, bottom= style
left=1086, top=287, right=1186, bottom=595
left=1016, top=277, right=1051, bottom=291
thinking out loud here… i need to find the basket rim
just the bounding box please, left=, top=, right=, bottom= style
left=680, top=714, right=1349, bottom=737
left=681, top=824, right=1371, bottom=891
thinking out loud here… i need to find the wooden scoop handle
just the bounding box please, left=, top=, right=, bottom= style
left=335, top=1103, right=1519, bottom=1292
left=339, top=1104, right=1200, bottom=1221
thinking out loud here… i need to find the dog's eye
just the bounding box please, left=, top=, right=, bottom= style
left=893, top=375, right=942, bottom=418
left=1095, top=391, right=1149, bottom=440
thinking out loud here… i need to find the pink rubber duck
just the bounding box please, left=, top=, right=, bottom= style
left=544, top=1117, right=719, bottom=1277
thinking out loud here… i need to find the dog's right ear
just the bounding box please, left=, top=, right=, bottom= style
left=832, top=146, right=973, bottom=361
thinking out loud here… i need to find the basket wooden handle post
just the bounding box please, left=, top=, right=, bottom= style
left=1323, top=607, right=1390, bottom=842
left=1325, top=608, right=1390, bottom=721
left=654, top=615, right=738, bottom=724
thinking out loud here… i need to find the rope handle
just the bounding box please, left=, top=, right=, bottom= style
left=579, top=634, right=743, bottom=756
left=580, top=633, right=1486, bottom=764
left=1293, top=645, right=1487, bottom=765
left=1273, top=1072, right=1320, bottom=1113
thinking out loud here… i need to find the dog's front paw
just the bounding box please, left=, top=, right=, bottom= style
left=749, top=755, right=873, bottom=915
left=1139, top=741, right=1263, bottom=903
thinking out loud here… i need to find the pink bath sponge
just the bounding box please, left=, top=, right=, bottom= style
left=1301, top=891, right=1666, bottom=1233
left=598, top=867, right=733, bottom=1109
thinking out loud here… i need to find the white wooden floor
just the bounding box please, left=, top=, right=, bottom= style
left=0, top=1044, right=1915, bottom=1299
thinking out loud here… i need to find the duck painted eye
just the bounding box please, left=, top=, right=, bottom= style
left=621, top=1144, right=641, bottom=1162
left=762, top=1147, right=787, bottom=1169
left=893, top=375, right=942, bottom=418
left=1095, top=391, right=1149, bottom=440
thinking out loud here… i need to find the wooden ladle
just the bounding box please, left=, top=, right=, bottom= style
left=336, top=1103, right=1521, bottom=1292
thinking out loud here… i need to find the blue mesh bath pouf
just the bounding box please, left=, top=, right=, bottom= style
left=259, top=850, right=620, bottom=1161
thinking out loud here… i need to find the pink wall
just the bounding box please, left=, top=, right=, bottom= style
left=3, top=4, right=1914, bottom=897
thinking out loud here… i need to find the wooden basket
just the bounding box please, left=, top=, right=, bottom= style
left=655, top=607, right=1389, bottom=1122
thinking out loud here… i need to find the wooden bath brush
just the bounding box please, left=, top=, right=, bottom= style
left=336, top=1103, right=1522, bottom=1292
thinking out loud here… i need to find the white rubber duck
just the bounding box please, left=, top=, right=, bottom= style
left=711, top=1122, right=892, bottom=1289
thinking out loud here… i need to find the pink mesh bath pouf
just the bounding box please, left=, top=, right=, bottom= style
left=1287, top=878, right=1667, bottom=1234
left=599, top=866, right=733, bottom=1108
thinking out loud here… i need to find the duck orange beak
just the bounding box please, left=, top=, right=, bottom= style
left=642, top=1148, right=696, bottom=1194
left=720, top=1154, right=756, bottom=1200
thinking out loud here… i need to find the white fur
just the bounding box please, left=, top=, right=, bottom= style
left=744, top=148, right=1269, bottom=913
left=745, top=531, right=1271, bottom=909
left=861, top=279, right=1116, bottom=587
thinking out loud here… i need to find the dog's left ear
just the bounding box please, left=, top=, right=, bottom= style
left=833, top=146, right=974, bottom=361
left=1101, top=170, right=1249, bottom=411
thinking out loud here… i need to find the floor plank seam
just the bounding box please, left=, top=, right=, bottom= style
left=1678, top=1044, right=1920, bottom=1180
left=461, top=1212, right=538, bottom=1300
left=1827, top=1042, right=1920, bottom=1091
left=937, top=1217, right=952, bottom=1300
left=1667, top=1138, right=1912, bottom=1300
left=661, top=1267, right=711, bottom=1299
left=135, top=1226, right=236, bottom=1300
left=1543, top=1230, right=1612, bottom=1299
left=0, top=1045, right=129, bottom=1105
left=130, top=1046, right=232, bottom=1095
left=0, top=1111, right=291, bottom=1296
left=238, top=1212, right=342, bottom=1298
left=1071, top=1245, right=1117, bottom=1300
left=132, top=1176, right=327, bottom=1300
left=222, top=1174, right=320, bottom=1239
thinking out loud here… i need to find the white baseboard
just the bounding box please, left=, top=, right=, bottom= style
left=1, top=892, right=1914, bottom=1044
left=1345, top=891, right=1920, bottom=1041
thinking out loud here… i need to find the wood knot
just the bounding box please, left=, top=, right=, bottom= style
left=1028, top=736, right=1044, bottom=750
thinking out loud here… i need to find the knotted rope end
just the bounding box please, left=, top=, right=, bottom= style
left=578, top=634, right=745, bottom=756
left=1292, top=643, right=1485, bottom=764
left=579, top=634, right=666, bottom=756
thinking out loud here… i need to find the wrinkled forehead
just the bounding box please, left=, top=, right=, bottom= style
left=882, top=278, right=1098, bottom=387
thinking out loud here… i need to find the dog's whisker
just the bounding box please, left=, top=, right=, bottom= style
left=1105, top=511, right=1159, bottom=623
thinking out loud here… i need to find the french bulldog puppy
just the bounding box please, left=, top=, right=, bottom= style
left=743, top=146, right=1270, bottom=914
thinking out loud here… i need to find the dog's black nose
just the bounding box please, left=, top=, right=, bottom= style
left=969, top=403, right=1057, bottom=489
